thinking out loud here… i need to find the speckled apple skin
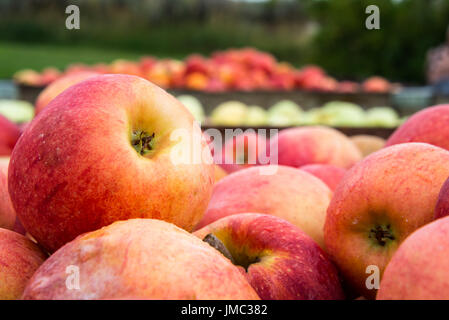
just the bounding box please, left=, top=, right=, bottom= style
left=0, top=159, right=15, bottom=229
left=22, top=219, right=260, bottom=300
left=0, top=228, right=47, bottom=300
left=195, top=165, right=332, bottom=248
left=435, top=177, right=449, bottom=219
left=377, top=216, right=449, bottom=300
left=324, top=143, right=449, bottom=299
left=9, top=74, right=214, bottom=252
left=195, top=213, right=345, bottom=300
left=35, top=71, right=99, bottom=114
left=270, top=126, right=362, bottom=169
left=386, top=104, right=449, bottom=150
left=300, top=164, right=347, bottom=191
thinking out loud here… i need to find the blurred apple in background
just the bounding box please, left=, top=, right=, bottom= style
left=350, top=135, right=386, bottom=157
left=317, top=101, right=366, bottom=127
left=365, top=107, right=399, bottom=128
left=0, top=115, right=21, bottom=156
left=267, top=100, right=303, bottom=126
left=210, top=101, right=248, bottom=126
left=244, top=105, right=268, bottom=126
left=0, top=100, right=34, bottom=124
left=362, top=76, right=391, bottom=93
left=195, top=213, right=345, bottom=300
left=176, top=95, right=205, bottom=123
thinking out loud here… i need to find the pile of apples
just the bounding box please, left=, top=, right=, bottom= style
left=14, top=48, right=393, bottom=93
left=2, top=73, right=449, bottom=300
left=208, top=99, right=402, bottom=128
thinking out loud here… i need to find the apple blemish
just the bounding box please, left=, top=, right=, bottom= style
left=131, top=130, right=155, bottom=156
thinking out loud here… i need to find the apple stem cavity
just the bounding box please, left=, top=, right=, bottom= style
left=369, top=224, right=395, bottom=247
left=131, top=130, right=155, bottom=156
left=203, top=233, right=235, bottom=264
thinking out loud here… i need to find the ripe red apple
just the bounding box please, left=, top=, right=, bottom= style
left=386, top=104, right=449, bottom=150
left=362, top=76, right=391, bottom=93
left=195, top=213, right=345, bottom=300
left=219, top=132, right=266, bottom=174
left=0, top=157, right=15, bottom=230
left=35, top=71, right=99, bottom=114
left=0, top=228, right=47, bottom=299
left=0, top=114, right=21, bottom=156
left=300, top=164, right=346, bottom=191
left=22, top=219, right=260, bottom=300
left=269, top=126, right=362, bottom=169
left=9, top=74, right=214, bottom=252
left=377, top=216, right=449, bottom=300
left=350, top=134, right=385, bottom=157
left=324, top=142, right=449, bottom=298
left=434, top=176, right=449, bottom=219
left=195, top=165, right=332, bottom=247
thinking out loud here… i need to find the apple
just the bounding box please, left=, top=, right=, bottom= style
left=244, top=106, right=268, bottom=126
left=324, top=142, right=449, bottom=298
left=0, top=157, right=15, bottom=230
left=270, top=126, right=362, bottom=169
left=214, top=164, right=227, bottom=183
left=365, top=107, right=399, bottom=128
left=0, top=100, right=34, bottom=124
left=194, top=213, right=345, bottom=300
left=300, top=164, right=346, bottom=191
left=350, top=135, right=386, bottom=157
left=317, top=101, right=366, bottom=127
left=176, top=95, right=205, bottom=123
left=0, top=228, right=47, bottom=299
left=210, top=101, right=248, bottom=126
left=362, top=76, right=391, bottom=93
left=0, top=114, right=21, bottom=156
left=219, top=131, right=266, bottom=174
left=434, top=176, right=449, bottom=219
left=13, top=69, right=43, bottom=86
left=22, top=219, right=259, bottom=300
left=377, top=216, right=449, bottom=299
left=195, top=165, right=332, bottom=248
left=267, top=100, right=303, bottom=126
left=386, top=104, right=449, bottom=150
left=8, top=74, right=214, bottom=252
left=35, top=71, right=99, bottom=114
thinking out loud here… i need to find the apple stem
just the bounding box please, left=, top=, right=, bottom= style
left=369, top=224, right=395, bottom=246
left=131, top=130, right=155, bottom=156
left=202, top=233, right=235, bottom=265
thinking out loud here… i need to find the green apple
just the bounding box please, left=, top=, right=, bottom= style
left=210, top=101, right=248, bottom=126
left=268, top=100, right=303, bottom=126
left=244, top=105, right=268, bottom=126
left=365, top=107, right=399, bottom=128
left=317, top=101, right=366, bottom=127
left=177, top=95, right=205, bottom=123
left=0, top=100, right=34, bottom=123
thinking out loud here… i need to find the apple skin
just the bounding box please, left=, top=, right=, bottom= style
left=350, top=135, right=385, bottom=157
left=9, top=74, right=214, bottom=252
left=270, top=126, right=362, bottom=169
left=195, top=165, right=332, bottom=248
left=300, top=164, right=346, bottom=192
left=194, top=213, right=345, bottom=300
left=35, top=71, right=99, bottom=115
left=0, top=115, right=21, bottom=156
left=377, top=216, right=449, bottom=300
left=22, top=219, right=260, bottom=300
left=386, top=105, right=449, bottom=150
left=0, top=228, right=47, bottom=300
left=0, top=158, right=15, bottom=230
left=214, top=164, right=228, bottom=182
left=324, top=142, right=449, bottom=299
left=219, top=132, right=266, bottom=174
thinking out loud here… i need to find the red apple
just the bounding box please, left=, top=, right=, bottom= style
left=377, top=216, right=449, bottom=300
left=324, top=142, right=449, bottom=298
left=300, top=164, right=346, bottom=192
left=22, top=219, right=259, bottom=300
left=195, top=213, right=345, bottom=300
left=0, top=115, right=21, bottom=156
left=434, top=176, right=449, bottom=219
left=196, top=165, right=332, bottom=247
left=386, top=104, right=449, bottom=150
left=9, top=74, right=214, bottom=252
left=0, top=228, right=47, bottom=299
left=35, top=71, right=99, bottom=114
left=269, top=126, right=362, bottom=169
left=350, top=134, right=385, bottom=157
left=0, top=157, right=15, bottom=230
left=362, top=76, right=391, bottom=93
